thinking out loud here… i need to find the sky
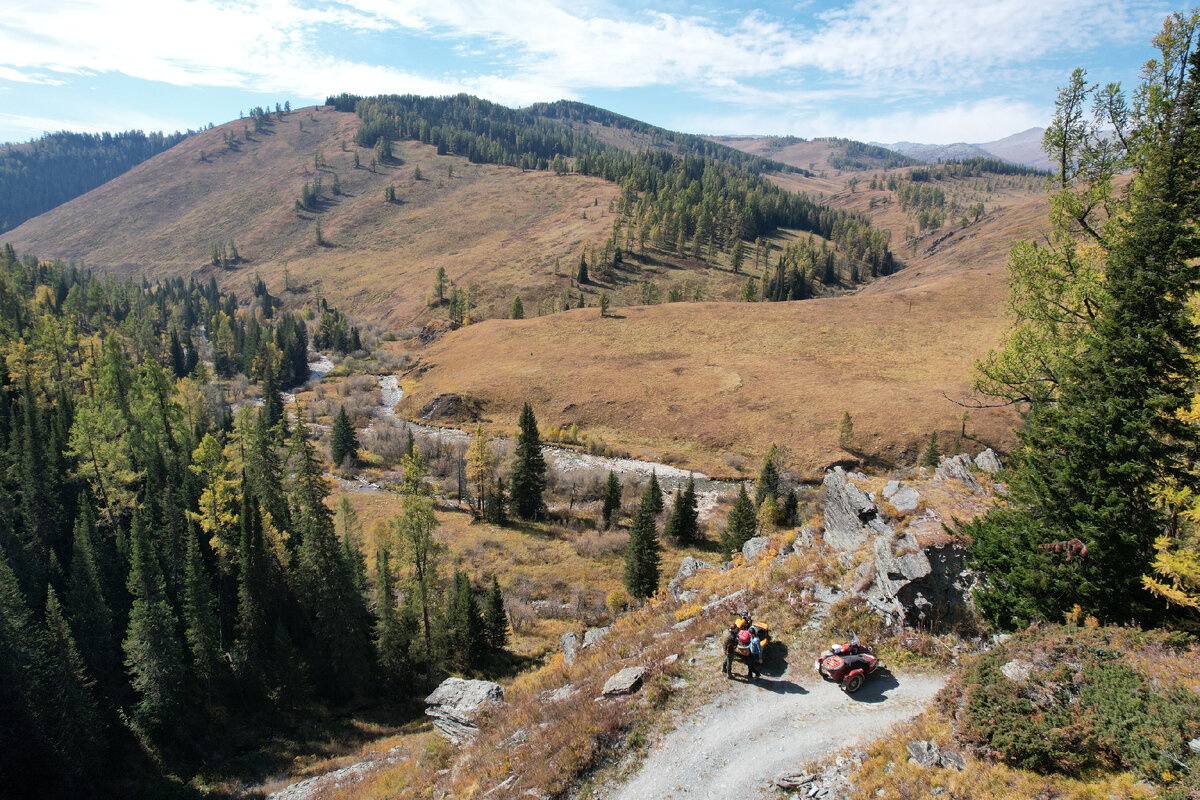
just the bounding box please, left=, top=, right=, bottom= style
left=0, top=0, right=1175, bottom=146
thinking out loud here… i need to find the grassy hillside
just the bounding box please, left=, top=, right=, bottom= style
left=709, top=135, right=920, bottom=175
left=2, top=106, right=752, bottom=326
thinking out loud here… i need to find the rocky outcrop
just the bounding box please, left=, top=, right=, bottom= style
left=935, top=454, right=983, bottom=493
left=583, top=626, right=611, bottom=649
left=741, top=536, right=771, bottom=562
left=602, top=666, right=645, bottom=697
left=419, top=393, right=483, bottom=424
left=907, top=740, right=967, bottom=771
left=822, top=468, right=893, bottom=550
left=823, top=468, right=973, bottom=627
left=974, top=448, right=1002, bottom=473
left=887, top=485, right=921, bottom=514
left=424, top=678, right=503, bottom=743
left=667, top=556, right=716, bottom=600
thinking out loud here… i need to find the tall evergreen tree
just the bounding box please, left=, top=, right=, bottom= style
left=449, top=571, right=485, bottom=671
left=373, top=545, right=410, bottom=686
left=484, top=476, right=508, bottom=526
left=510, top=296, right=524, bottom=319
left=65, top=509, right=119, bottom=697
left=337, top=496, right=368, bottom=598
left=182, top=524, right=222, bottom=704
left=234, top=492, right=270, bottom=694
left=623, top=483, right=662, bottom=599
left=41, top=586, right=102, bottom=783
left=602, top=470, right=622, bottom=529
left=330, top=405, right=358, bottom=468
left=754, top=443, right=780, bottom=505
left=483, top=576, right=508, bottom=651
left=679, top=474, right=700, bottom=545
left=967, top=16, right=1200, bottom=627
left=509, top=402, right=546, bottom=519
left=123, top=511, right=185, bottom=737
left=721, top=484, right=757, bottom=558
left=919, top=431, right=940, bottom=468
left=646, top=470, right=664, bottom=516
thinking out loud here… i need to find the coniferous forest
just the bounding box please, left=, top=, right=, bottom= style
left=0, top=130, right=189, bottom=233
left=0, top=247, right=500, bottom=798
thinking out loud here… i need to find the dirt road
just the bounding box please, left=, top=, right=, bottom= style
left=608, top=666, right=945, bottom=800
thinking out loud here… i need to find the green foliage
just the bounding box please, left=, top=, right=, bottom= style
left=623, top=484, right=662, bottom=599
left=646, top=470, right=664, bottom=516
left=510, top=402, right=546, bottom=520
left=330, top=405, right=359, bottom=467
left=0, top=129, right=187, bottom=234
left=919, top=431, right=940, bottom=468
left=838, top=411, right=853, bottom=449
left=510, top=295, right=524, bottom=319
left=969, top=13, right=1200, bottom=627
left=955, top=627, right=1200, bottom=792
left=721, top=484, right=756, bottom=558
left=754, top=443, right=780, bottom=505
left=602, top=470, right=622, bottom=529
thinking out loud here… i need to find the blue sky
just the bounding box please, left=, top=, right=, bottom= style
left=0, top=0, right=1173, bottom=146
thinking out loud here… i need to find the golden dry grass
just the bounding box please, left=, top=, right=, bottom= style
left=3, top=106, right=746, bottom=326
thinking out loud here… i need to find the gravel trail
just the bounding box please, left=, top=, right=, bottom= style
left=608, top=668, right=945, bottom=800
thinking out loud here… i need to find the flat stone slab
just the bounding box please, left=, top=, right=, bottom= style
left=602, top=666, right=646, bottom=697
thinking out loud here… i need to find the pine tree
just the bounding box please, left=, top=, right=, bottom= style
left=182, top=525, right=222, bottom=703
left=623, top=484, right=662, bottom=599
left=41, top=586, right=102, bottom=785
left=337, top=496, right=368, bottom=598
left=509, top=402, right=546, bottom=519
left=919, top=431, right=940, bottom=468
left=330, top=405, right=358, bottom=467
left=602, top=470, right=621, bottom=529
left=373, top=545, right=410, bottom=686
left=967, top=15, right=1200, bottom=627
left=483, top=576, right=508, bottom=650
left=754, top=443, right=780, bottom=505
left=510, top=296, right=524, bottom=319
left=646, top=470, right=664, bottom=516
left=65, top=510, right=119, bottom=697
left=721, top=484, right=756, bottom=558
left=123, top=511, right=185, bottom=736
left=578, top=253, right=589, bottom=284
left=449, top=571, right=485, bottom=671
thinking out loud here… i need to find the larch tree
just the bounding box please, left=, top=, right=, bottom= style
left=392, top=495, right=442, bottom=689
left=466, top=424, right=495, bottom=514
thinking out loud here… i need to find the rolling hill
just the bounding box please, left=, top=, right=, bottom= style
left=2, top=97, right=1049, bottom=475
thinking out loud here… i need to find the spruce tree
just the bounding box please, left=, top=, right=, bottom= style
left=919, top=431, right=940, bottom=468
left=337, top=496, right=368, bottom=598
left=755, top=443, right=780, bottom=505
left=123, top=511, right=185, bottom=737
left=602, top=471, right=621, bottom=529
left=41, top=586, right=101, bottom=781
left=449, top=571, right=485, bottom=671
left=623, top=484, right=662, bottom=599
left=373, top=545, right=410, bottom=686
left=679, top=474, right=700, bottom=544
left=484, top=476, right=508, bottom=525
left=510, top=296, right=524, bottom=319
left=483, top=576, right=508, bottom=650
left=330, top=405, right=358, bottom=468
left=721, top=484, right=756, bottom=558
left=235, top=493, right=270, bottom=694
left=664, top=489, right=684, bottom=542
left=65, top=510, right=119, bottom=697
left=182, top=525, right=222, bottom=704
left=509, top=402, right=546, bottom=520
left=578, top=253, right=589, bottom=284
left=646, top=470, right=664, bottom=516
left=967, top=17, right=1200, bottom=627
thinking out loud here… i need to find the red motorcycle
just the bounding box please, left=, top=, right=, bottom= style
left=814, top=641, right=883, bottom=694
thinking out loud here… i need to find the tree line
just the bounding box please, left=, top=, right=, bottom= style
left=0, top=248, right=503, bottom=797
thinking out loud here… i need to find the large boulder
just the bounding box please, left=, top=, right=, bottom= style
left=560, top=631, right=581, bottom=665
left=582, top=626, right=611, bottom=649
left=822, top=468, right=892, bottom=551
left=888, top=486, right=921, bottom=514
left=602, top=666, right=645, bottom=697
left=668, top=556, right=716, bottom=600
left=741, top=536, right=771, bottom=562
left=424, top=678, right=503, bottom=743
left=935, top=454, right=983, bottom=493
left=974, top=448, right=1002, bottom=474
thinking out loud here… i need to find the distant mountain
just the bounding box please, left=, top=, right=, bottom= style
left=873, top=128, right=1051, bottom=172
left=707, top=135, right=919, bottom=172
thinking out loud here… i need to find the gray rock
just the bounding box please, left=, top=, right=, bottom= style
left=1190, top=737, right=1200, bottom=754
left=582, top=626, right=611, bottom=649
left=935, top=454, right=983, bottom=493
left=823, top=468, right=891, bottom=551
left=811, top=582, right=843, bottom=606
left=906, top=740, right=940, bottom=768
left=601, top=666, right=645, bottom=697
left=1001, top=659, right=1032, bottom=683
left=882, top=480, right=900, bottom=499
left=662, top=653, right=680, bottom=667
left=668, top=556, right=716, bottom=599
left=424, top=678, right=503, bottom=743
left=974, top=448, right=1002, bottom=474
left=703, top=588, right=746, bottom=612
left=797, top=523, right=819, bottom=549
left=938, top=749, right=967, bottom=771
left=889, top=486, right=921, bottom=514
left=774, top=773, right=814, bottom=790
left=742, top=536, right=771, bottom=561
left=560, top=632, right=580, bottom=665
left=543, top=684, right=576, bottom=703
